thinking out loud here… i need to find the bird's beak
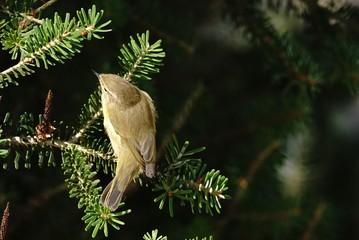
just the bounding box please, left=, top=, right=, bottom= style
left=91, top=69, right=100, bottom=78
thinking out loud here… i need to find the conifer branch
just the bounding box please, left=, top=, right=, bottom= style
left=0, top=24, right=230, bottom=237
left=70, top=88, right=103, bottom=143
left=2, top=135, right=113, bottom=162
left=19, top=14, right=43, bottom=25
left=157, top=82, right=204, bottom=159
left=300, top=201, right=327, bottom=240
left=153, top=136, right=230, bottom=217
left=143, top=229, right=213, bottom=240
left=0, top=5, right=111, bottom=87
left=143, top=229, right=168, bottom=240
left=62, top=150, right=129, bottom=238
left=34, top=0, right=59, bottom=14
left=186, top=237, right=213, bottom=240
left=225, top=0, right=320, bottom=87
left=70, top=109, right=102, bottom=143
left=119, top=30, right=166, bottom=81
left=215, top=139, right=280, bottom=237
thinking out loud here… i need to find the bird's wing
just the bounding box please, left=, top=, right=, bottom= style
left=140, top=133, right=156, bottom=164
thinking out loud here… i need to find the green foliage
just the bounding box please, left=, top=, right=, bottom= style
left=1, top=0, right=39, bottom=14
left=153, top=136, right=230, bottom=217
left=143, top=229, right=213, bottom=240
left=71, top=86, right=116, bottom=175
left=119, top=30, right=166, bottom=81
left=0, top=112, right=57, bottom=169
left=185, top=237, right=213, bottom=240
left=73, top=88, right=103, bottom=141
left=0, top=2, right=230, bottom=238
left=0, top=4, right=111, bottom=87
left=0, top=109, right=113, bottom=172
left=143, top=229, right=168, bottom=240
left=62, top=150, right=130, bottom=238
left=225, top=1, right=322, bottom=91
left=224, top=0, right=359, bottom=95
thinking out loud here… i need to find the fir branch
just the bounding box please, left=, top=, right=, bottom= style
left=225, top=1, right=320, bottom=88
left=70, top=88, right=103, bottom=144
left=62, top=150, right=129, bottom=238
left=34, top=0, right=58, bottom=14
left=215, top=139, right=281, bottom=237
left=69, top=87, right=115, bottom=174
left=153, top=135, right=230, bottom=217
left=157, top=82, right=204, bottom=159
left=0, top=111, right=113, bottom=169
left=19, top=13, right=43, bottom=25
left=119, top=30, right=166, bottom=81
left=244, top=139, right=281, bottom=185
left=143, top=229, right=168, bottom=240
left=0, top=0, right=37, bottom=16
left=143, top=229, right=213, bottom=240
left=1, top=135, right=113, bottom=166
left=237, top=207, right=301, bottom=221
left=185, top=237, right=213, bottom=240
left=69, top=108, right=102, bottom=143
left=299, top=201, right=327, bottom=240
left=0, top=5, right=111, bottom=87
left=130, top=15, right=194, bottom=54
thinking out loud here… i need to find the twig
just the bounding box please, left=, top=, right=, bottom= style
left=20, top=14, right=43, bottom=25
left=0, top=202, right=10, bottom=240
left=69, top=108, right=103, bottom=143
left=4, top=135, right=114, bottom=162
left=34, top=0, right=59, bottom=14
left=245, top=139, right=281, bottom=185
left=131, top=15, right=194, bottom=55
left=215, top=139, right=281, bottom=237
left=157, top=82, right=204, bottom=159
left=237, top=207, right=301, bottom=221
left=236, top=139, right=281, bottom=200
left=230, top=3, right=317, bottom=86
left=299, top=200, right=326, bottom=240
left=0, top=23, right=95, bottom=81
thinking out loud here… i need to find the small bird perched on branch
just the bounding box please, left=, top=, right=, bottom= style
left=94, top=72, right=157, bottom=211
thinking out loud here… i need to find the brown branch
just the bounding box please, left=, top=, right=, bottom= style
left=20, top=14, right=43, bottom=25
left=157, top=82, right=204, bottom=159
left=237, top=207, right=302, bottom=221
left=0, top=203, right=10, bottom=240
left=34, top=0, right=59, bottom=14
left=215, top=139, right=281, bottom=237
left=4, top=135, right=113, bottom=162
left=244, top=139, right=281, bottom=185
left=235, top=4, right=317, bottom=86
left=237, top=139, right=281, bottom=198
left=130, top=15, right=194, bottom=55
left=299, top=200, right=327, bottom=240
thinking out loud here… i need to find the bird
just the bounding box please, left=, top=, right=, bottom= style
left=94, top=72, right=157, bottom=211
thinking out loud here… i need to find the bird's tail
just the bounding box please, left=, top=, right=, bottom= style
left=100, top=173, right=132, bottom=211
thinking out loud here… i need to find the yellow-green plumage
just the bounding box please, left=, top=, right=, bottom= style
left=97, top=73, right=156, bottom=211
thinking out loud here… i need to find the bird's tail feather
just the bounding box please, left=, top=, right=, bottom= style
left=100, top=174, right=131, bottom=211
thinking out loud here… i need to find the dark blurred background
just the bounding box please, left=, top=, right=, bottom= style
left=1, top=0, right=359, bottom=239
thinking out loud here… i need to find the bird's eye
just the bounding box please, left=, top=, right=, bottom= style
left=103, top=87, right=108, bottom=92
